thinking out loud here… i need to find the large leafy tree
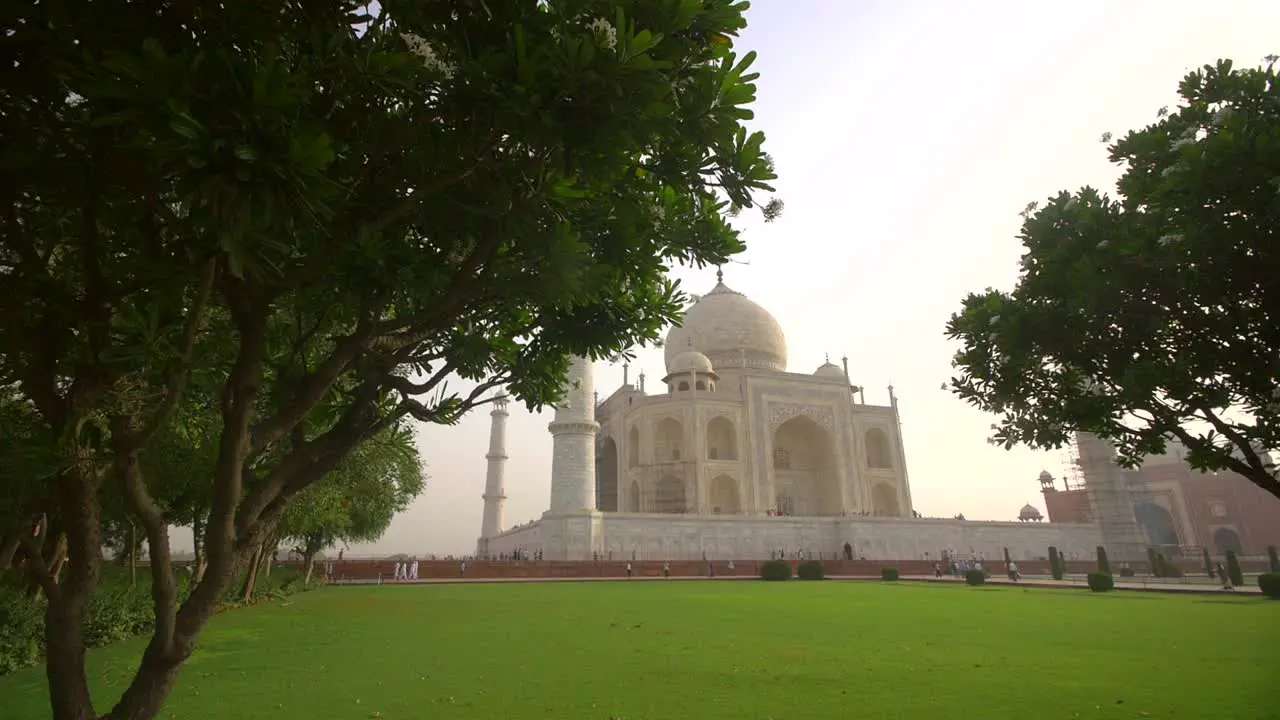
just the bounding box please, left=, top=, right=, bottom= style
left=946, top=58, right=1280, bottom=500
left=0, top=1, right=778, bottom=718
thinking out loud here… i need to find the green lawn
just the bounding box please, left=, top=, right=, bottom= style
left=3, top=581, right=1275, bottom=719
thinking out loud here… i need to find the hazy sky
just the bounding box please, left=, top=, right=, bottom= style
left=348, top=0, right=1280, bottom=557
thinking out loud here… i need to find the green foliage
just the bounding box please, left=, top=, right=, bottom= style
left=796, top=561, right=825, bottom=581
left=0, top=584, right=43, bottom=676
left=1202, top=547, right=1216, bottom=577
left=965, top=569, right=986, bottom=586
left=1225, top=551, right=1244, bottom=587
left=944, top=58, right=1280, bottom=502
left=1258, top=573, right=1280, bottom=599
left=1147, top=547, right=1161, bottom=576
left=1267, top=546, right=1279, bottom=573
left=1155, top=553, right=1184, bottom=579
left=1049, top=547, right=1065, bottom=580
left=1086, top=572, right=1115, bottom=592
left=1095, top=546, right=1111, bottom=574
left=881, top=567, right=899, bottom=581
left=759, top=560, right=791, bottom=582
left=1002, top=547, right=1012, bottom=566
left=1119, top=566, right=1136, bottom=577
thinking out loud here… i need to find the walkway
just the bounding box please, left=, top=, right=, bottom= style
left=332, top=574, right=1264, bottom=595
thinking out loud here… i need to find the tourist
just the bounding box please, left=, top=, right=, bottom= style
left=409, top=557, right=419, bottom=581
left=1216, top=561, right=1233, bottom=591
left=393, top=560, right=405, bottom=581
left=1008, top=562, right=1020, bottom=582
left=727, top=559, right=735, bottom=572
left=663, top=561, right=670, bottom=579
left=932, top=562, right=942, bottom=578
left=460, top=559, right=467, bottom=577
left=625, top=561, right=633, bottom=579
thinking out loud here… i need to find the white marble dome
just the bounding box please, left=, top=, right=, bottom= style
left=813, top=361, right=845, bottom=379
left=664, top=280, right=787, bottom=372
left=1019, top=504, right=1043, bottom=521
left=667, top=349, right=714, bottom=376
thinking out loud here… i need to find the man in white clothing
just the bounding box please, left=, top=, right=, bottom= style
left=409, top=558, right=419, bottom=581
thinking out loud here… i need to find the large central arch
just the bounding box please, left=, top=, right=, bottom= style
left=596, top=436, right=619, bottom=512
left=1134, top=502, right=1179, bottom=547
left=771, top=415, right=841, bottom=516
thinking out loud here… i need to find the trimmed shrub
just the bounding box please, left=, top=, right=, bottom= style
left=881, top=567, right=899, bottom=581
left=1118, top=566, right=1136, bottom=577
left=1086, top=572, right=1115, bottom=592
left=1258, top=573, right=1280, bottom=599
left=760, top=559, right=792, bottom=582
left=965, top=569, right=986, bottom=586
left=1202, top=548, right=1215, bottom=578
left=1225, top=550, right=1244, bottom=587
left=1048, top=547, right=1065, bottom=581
left=797, top=560, right=825, bottom=581
left=1002, top=547, right=1012, bottom=566
left=1155, top=554, right=1184, bottom=578
left=1095, top=546, right=1111, bottom=575
left=1267, top=546, right=1279, bottom=573
left=1147, top=547, right=1160, bottom=576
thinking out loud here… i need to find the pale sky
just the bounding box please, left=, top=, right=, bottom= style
left=347, top=1, right=1280, bottom=556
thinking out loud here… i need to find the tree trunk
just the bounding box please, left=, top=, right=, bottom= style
left=43, top=464, right=105, bottom=720
left=0, top=533, right=18, bottom=576
left=129, top=521, right=137, bottom=586
left=191, top=513, right=207, bottom=584
left=240, top=544, right=264, bottom=604
left=303, top=551, right=316, bottom=585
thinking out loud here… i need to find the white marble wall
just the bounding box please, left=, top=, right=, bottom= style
left=486, top=513, right=1102, bottom=562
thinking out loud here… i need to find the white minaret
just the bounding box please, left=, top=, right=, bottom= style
left=477, top=393, right=510, bottom=554
left=547, top=355, right=599, bottom=513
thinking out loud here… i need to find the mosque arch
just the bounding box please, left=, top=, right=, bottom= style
left=677, top=381, right=690, bottom=391
left=865, top=428, right=894, bottom=469
left=654, top=475, right=687, bottom=514
left=628, top=480, right=641, bottom=512
left=655, top=417, right=684, bottom=462
left=772, top=415, right=841, bottom=515
left=596, top=436, right=619, bottom=512
left=1134, top=502, right=1180, bottom=547
left=627, top=426, right=640, bottom=467
left=706, top=416, right=737, bottom=460
left=871, top=483, right=900, bottom=517
left=1212, top=526, right=1243, bottom=555
left=709, top=474, right=741, bottom=515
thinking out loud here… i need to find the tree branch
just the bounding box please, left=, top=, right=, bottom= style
left=18, top=535, right=60, bottom=601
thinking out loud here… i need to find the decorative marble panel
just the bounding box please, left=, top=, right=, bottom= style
left=767, top=402, right=834, bottom=431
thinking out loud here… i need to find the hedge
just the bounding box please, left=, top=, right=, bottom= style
left=1267, top=546, right=1279, bottom=573
left=965, top=569, right=986, bottom=586
left=1095, top=546, right=1111, bottom=575
left=881, top=567, right=899, bottom=581
left=1086, top=572, right=1115, bottom=592
left=1225, top=550, right=1244, bottom=587
left=760, top=560, right=791, bottom=582
left=1258, top=573, right=1280, bottom=599
left=796, top=561, right=825, bottom=581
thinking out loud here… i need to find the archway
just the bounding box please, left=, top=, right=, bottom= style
left=1213, top=527, right=1243, bottom=555
left=628, top=480, right=641, bottom=512
left=865, top=428, right=893, bottom=469
left=654, top=475, right=687, bottom=514
left=772, top=415, right=841, bottom=515
left=627, top=426, right=640, bottom=468
left=655, top=418, right=684, bottom=462
left=871, top=483, right=900, bottom=517
left=596, top=436, right=619, bottom=512
left=1133, top=502, right=1180, bottom=547
left=706, top=416, right=737, bottom=460
left=709, top=475, right=740, bottom=514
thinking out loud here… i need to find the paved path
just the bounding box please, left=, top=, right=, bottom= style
left=332, top=574, right=1264, bottom=595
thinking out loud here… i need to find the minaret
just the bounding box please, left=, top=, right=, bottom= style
left=547, top=355, right=600, bottom=513
left=477, top=393, right=510, bottom=554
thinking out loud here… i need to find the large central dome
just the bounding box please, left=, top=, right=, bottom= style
left=664, top=280, right=787, bottom=372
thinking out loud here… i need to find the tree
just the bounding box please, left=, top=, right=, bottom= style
left=1095, top=545, right=1111, bottom=575
left=0, top=2, right=778, bottom=718
left=279, top=422, right=424, bottom=585
left=945, top=58, right=1280, bottom=502
left=1202, top=547, right=1216, bottom=578
left=1225, top=550, right=1244, bottom=587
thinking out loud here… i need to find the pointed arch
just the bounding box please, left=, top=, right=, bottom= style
left=871, top=483, right=900, bottom=517
left=654, top=475, right=687, bottom=514
left=709, top=475, right=740, bottom=514
left=1212, top=526, right=1243, bottom=555
left=706, top=416, right=737, bottom=460
left=772, top=415, right=841, bottom=515
left=627, top=425, right=640, bottom=468
left=1134, top=502, right=1179, bottom=547
left=865, top=427, right=893, bottom=469
left=596, top=436, right=619, bottom=512
left=628, top=480, right=641, bottom=512
left=655, top=417, right=684, bottom=462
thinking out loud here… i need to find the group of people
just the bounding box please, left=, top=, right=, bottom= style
left=391, top=558, right=420, bottom=581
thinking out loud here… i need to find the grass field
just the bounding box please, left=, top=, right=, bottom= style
left=3, top=581, right=1275, bottom=719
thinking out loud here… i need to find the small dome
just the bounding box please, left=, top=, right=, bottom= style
left=1038, top=470, right=1053, bottom=481
left=1019, top=504, right=1043, bottom=520
left=814, top=362, right=845, bottom=379
left=665, top=280, right=787, bottom=372
left=668, top=349, right=714, bottom=376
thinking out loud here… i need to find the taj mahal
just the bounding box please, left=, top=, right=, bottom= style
left=476, top=274, right=1105, bottom=562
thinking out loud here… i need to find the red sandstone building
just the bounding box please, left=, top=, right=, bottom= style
left=1038, top=440, right=1280, bottom=556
